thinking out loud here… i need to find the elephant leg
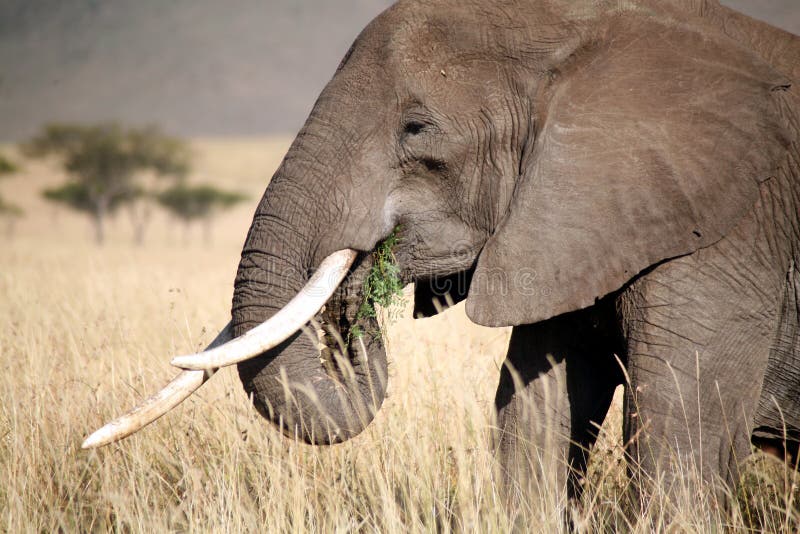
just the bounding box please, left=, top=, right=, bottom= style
left=494, top=297, right=624, bottom=503
left=621, top=249, right=784, bottom=498
left=753, top=262, right=800, bottom=464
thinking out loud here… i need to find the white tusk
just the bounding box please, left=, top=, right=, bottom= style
left=170, top=249, right=358, bottom=371
left=81, top=322, right=233, bottom=449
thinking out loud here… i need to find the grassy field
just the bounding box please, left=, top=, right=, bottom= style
left=0, top=138, right=798, bottom=532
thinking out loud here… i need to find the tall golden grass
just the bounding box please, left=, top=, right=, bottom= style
left=0, top=138, right=797, bottom=532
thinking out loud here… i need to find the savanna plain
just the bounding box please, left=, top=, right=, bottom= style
left=1, top=138, right=798, bottom=532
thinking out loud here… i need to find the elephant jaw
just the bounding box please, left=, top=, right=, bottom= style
left=81, top=249, right=359, bottom=449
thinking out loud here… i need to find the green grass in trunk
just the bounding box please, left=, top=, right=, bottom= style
left=351, top=227, right=405, bottom=339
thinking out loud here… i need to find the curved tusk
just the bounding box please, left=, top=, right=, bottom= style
left=81, top=322, right=233, bottom=449
left=170, top=249, right=358, bottom=371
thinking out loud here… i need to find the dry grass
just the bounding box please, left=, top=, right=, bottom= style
left=1, top=138, right=798, bottom=532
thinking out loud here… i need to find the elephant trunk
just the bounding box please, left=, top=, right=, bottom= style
left=231, top=156, right=388, bottom=444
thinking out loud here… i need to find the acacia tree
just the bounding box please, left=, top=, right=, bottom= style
left=25, top=123, right=190, bottom=244
left=42, top=182, right=140, bottom=238
left=157, top=184, right=248, bottom=244
left=0, top=154, right=17, bottom=174
left=0, top=153, right=23, bottom=238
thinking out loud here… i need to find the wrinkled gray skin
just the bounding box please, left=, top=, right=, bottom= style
left=232, top=0, right=800, bottom=501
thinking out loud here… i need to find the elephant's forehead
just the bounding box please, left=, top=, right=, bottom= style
left=367, top=13, right=516, bottom=100
left=383, top=7, right=513, bottom=61
left=396, top=60, right=511, bottom=109
left=376, top=1, right=578, bottom=77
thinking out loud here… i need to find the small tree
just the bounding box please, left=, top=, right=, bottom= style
left=25, top=123, right=190, bottom=244
left=0, top=153, right=23, bottom=238
left=157, top=184, right=248, bottom=243
left=42, top=182, right=141, bottom=233
left=0, top=154, right=18, bottom=175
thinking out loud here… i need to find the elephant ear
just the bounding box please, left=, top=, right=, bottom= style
left=466, top=16, right=793, bottom=327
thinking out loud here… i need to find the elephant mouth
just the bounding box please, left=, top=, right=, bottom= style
left=412, top=267, right=475, bottom=318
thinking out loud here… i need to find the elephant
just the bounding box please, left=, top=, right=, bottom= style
left=85, top=0, right=800, bottom=505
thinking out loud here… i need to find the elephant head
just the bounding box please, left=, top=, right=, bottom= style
left=84, top=0, right=793, bottom=448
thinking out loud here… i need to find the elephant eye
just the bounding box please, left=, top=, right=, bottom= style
left=403, top=120, right=426, bottom=136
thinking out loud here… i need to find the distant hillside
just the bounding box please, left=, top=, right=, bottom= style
left=0, top=0, right=393, bottom=141
left=0, top=0, right=796, bottom=141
